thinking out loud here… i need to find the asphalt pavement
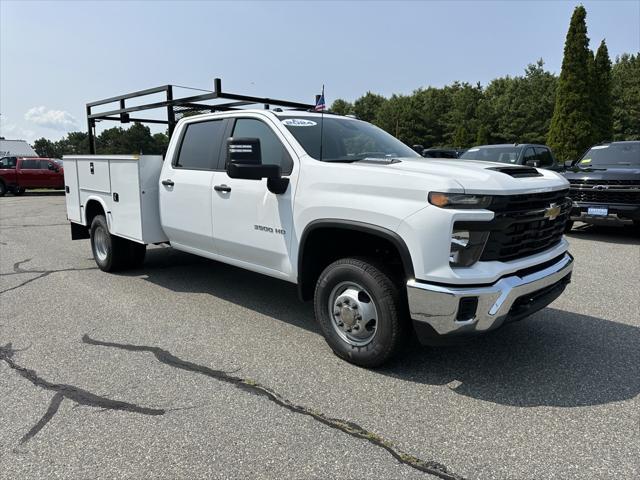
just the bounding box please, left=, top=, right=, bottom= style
left=1, top=193, right=638, bottom=479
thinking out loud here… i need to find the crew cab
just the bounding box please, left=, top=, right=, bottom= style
left=460, top=144, right=562, bottom=170
left=0, top=156, right=65, bottom=196
left=64, top=108, right=574, bottom=367
left=563, top=141, right=640, bottom=230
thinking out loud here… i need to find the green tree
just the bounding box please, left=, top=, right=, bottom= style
left=483, top=60, right=557, bottom=144
left=547, top=6, right=595, bottom=161
left=330, top=99, right=354, bottom=115
left=353, top=92, right=387, bottom=123
left=63, top=131, right=90, bottom=154
left=375, top=94, right=415, bottom=144
left=32, top=138, right=62, bottom=157
left=611, top=53, right=640, bottom=140
left=443, top=82, right=483, bottom=147
left=592, top=40, right=613, bottom=142
left=476, top=124, right=489, bottom=145
left=452, top=125, right=470, bottom=148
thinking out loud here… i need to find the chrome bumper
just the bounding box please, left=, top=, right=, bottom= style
left=407, top=253, right=573, bottom=337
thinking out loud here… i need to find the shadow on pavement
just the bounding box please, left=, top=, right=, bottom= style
left=127, top=247, right=640, bottom=409
left=566, top=222, right=639, bottom=245
left=380, top=309, right=640, bottom=408
left=125, top=247, right=319, bottom=335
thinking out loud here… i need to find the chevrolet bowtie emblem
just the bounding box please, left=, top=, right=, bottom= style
left=544, top=203, right=561, bottom=221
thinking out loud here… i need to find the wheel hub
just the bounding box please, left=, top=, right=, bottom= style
left=329, top=282, right=378, bottom=346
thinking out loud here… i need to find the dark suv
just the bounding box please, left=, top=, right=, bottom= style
left=459, top=144, right=561, bottom=170
left=563, top=141, right=640, bottom=230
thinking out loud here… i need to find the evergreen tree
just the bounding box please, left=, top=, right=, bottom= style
left=547, top=6, right=595, bottom=161
left=592, top=40, right=613, bottom=142
left=476, top=125, right=489, bottom=145
left=611, top=53, right=640, bottom=140
left=452, top=125, right=469, bottom=148
left=330, top=99, right=354, bottom=115
left=353, top=92, right=387, bottom=123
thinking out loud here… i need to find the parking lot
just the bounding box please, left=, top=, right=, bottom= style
left=1, top=193, right=638, bottom=479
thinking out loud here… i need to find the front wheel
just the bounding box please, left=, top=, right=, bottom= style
left=0, top=182, right=6, bottom=197
left=314, top=258, right=407, bottom=368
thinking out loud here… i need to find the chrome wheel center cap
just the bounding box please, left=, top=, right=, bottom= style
left=341, top=307, right=357, bottom=327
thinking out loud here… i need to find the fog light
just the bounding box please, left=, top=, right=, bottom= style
left=450, top=229, right=489, bottom=267
left=456, top=297, right=478, bottom=321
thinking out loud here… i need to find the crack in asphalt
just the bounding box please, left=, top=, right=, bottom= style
left=0, top=343, right=165, bottom=445
left=82, top=334, right=464, bottom=480
left=0, top=259, right=96, bottom=294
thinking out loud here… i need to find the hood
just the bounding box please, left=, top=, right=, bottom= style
left=562, top=165, right=640, bottom=181
left=377, top=157, right=569, bottom=195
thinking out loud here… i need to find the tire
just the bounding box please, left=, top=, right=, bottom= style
left=564, top=220, right=574, bottom=233
left=90, top=215, right=131, bottom=272
left=0, top=181, right=6, bottom=197
left=314, top=257, right=407, bottom=368
left=13, top=187, right=25, bottom=196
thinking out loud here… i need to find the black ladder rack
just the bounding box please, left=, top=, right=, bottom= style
left=85, top=78, right=315, bottom=153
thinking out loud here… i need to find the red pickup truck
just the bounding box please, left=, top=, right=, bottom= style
left=0, top=157, right=65, bottom=196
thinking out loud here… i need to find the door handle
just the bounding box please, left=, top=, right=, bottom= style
left=161, top=179, right=174, bottom=186
left=214, top=184, right=231, bottom=193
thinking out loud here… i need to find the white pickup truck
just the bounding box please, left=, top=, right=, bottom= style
left=64, top=109, right=573, bottom=367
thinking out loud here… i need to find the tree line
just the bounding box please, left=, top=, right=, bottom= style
left=32, top=6, right=638, bottom=162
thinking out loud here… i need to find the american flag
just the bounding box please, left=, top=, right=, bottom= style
left=315, top=86, right=326, bottom=111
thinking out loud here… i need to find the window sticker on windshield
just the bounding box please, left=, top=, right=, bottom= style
left=580, top=158, right=591, bottom=163
left=281, top=119, right=317, bottom=127
left=591, top=145, right=609, bottom=149
left=467, top=148, right=480, bottom=152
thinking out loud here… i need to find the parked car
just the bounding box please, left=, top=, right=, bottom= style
left=459, top=144, right=562, bottom=170
left=64, top=99, right=573, bottom=367
left=0, top=157, right=65, bottom=196
left=563, top=141, right=640, bottom=230
left=422, top=148, right=459, bottom=159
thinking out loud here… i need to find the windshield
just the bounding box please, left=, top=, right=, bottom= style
left=460, top=146, right=522, bottom=164
left=577, top=143, right=640, bottom=167
left=279, top=116, right=419, bottom=162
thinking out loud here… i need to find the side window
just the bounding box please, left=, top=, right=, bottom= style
left=0, top=157, right=17, bottom=169
left=232, top=118, right=292, bottom=175
left=523, top=148, right=536, bottom=165
left=21, top=159, right=39, bottom=169
left=535, top=148, right=554, bottom=167
left=39, top=160, right=53, bottom=170
left=175, top=120, right=226, bottom=170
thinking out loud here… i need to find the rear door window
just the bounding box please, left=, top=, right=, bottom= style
left=21, top=159, right=39, bottom=169
left=175, top=119, right=227, bottom=170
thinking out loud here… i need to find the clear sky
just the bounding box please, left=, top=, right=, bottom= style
left=1, top=0, right=639, bottom=142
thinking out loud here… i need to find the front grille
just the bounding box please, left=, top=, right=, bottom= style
left=480, top=189, right=570, bottom=262
left=568, top=179, right=638, bottom=186
left=567, top=180, right=640, bottom=204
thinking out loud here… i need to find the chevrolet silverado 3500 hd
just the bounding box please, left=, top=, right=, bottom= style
left=64, top=109, right=574, bottom=367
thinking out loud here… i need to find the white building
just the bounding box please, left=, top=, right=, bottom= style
left=0, top=138, right=37, bottom=157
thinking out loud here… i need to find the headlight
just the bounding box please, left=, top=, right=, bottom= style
left=450, top=228, right=489, bottom=267
left=429, top=192, right=492, bottom=209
